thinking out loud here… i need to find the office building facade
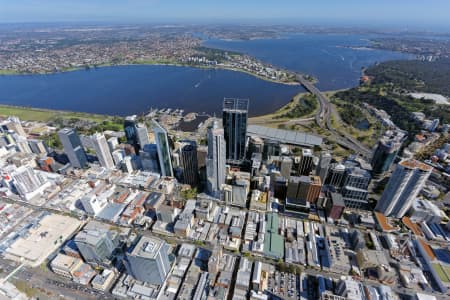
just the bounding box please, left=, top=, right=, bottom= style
left=136, top=123, right=150, bottom=147
left=91, top=133, right=115, bottom=169
left=371, top=130, right=405, bottom=177
left=222, top=98, right=249, bottom=163
left=341, top=166, right=371, bottom=209
left=124, top=115, right=139, bottom=148
left=316, top=151, right=332, bottom=182
left=206, top=121, right=226, bottom=198
left=375, top=159, right=432, bottom=218
left=11, top=166, right=48, bottom=198
left=74, top=221, right=120, bottom=266
left=298, top=148, right=314, bottom=176
left=180, top=142, right=199, bottom=186
left=287, top=175, right=322, bottom=204
left=152, top=120, right=174, bottom=177
left=58, top=128, right=88, bottom=169
left=124, top=236, right=172, bottom=284
left=140, top=144, right=160, bottom=173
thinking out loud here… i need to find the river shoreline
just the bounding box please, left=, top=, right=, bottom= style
left=0, top=87, right=342, bottom=123
left=0, top=61, right=308, bottom=87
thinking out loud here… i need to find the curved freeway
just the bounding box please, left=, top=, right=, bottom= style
left=296, top=75, right=372, bottom=158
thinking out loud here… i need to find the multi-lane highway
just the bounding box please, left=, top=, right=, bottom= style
left=296, top=75, right=372, bottom=158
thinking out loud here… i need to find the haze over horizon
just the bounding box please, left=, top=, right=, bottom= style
left=1, top=0, right=450, bottom=32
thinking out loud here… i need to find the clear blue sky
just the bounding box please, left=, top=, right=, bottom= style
left=1, top=0, right=450, bottom=29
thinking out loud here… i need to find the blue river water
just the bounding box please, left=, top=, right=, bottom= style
left=204, top=33, right=414, bottom=91
left=0, top=33, right=413, bottom=116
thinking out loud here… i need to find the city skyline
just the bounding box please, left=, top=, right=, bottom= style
left=0, top=2, right=449, bottom=298
left=0, top=0, right=450, bottom=31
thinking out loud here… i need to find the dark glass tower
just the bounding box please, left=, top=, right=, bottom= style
left=124, top=116, right=138, bottom=146
left=371, top=130, right=405, bottom=178
left=222, top=98, right=249, bottom=163
left=180, top=142, right=199, bottom=186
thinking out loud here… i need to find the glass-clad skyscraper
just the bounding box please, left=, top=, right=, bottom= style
left=124, top=115, right=138, bottom=147
left=152, top=120, right=174, bottom=177
left=222, top=98, right=249, bottom=163
left=206, top=121, right=226, bottom=198
left=58, top=128, right=88, bottom=169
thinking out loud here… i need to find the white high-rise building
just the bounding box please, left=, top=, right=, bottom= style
left=206, top=121, right=226, bottom=198
left=375, top=159, right=433, bottom=218
left=316, top=151, right=332, bottom=182
left=122, top=156, right=134, bottom=173
left=91, top=133, right=115, bottom=169
left=107, top=137, right=119, bottom=153
left=112, top=149, right=125, bottom=166
left=15, top=136, right=32, bottom=154
left=10, top=166, right=50, bottom=200
left=136, top=124, right=150, bottom=147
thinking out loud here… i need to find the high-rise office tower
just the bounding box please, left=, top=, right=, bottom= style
left=107, top=136, right=119, bottom=153
left=140, top=144, right=160, bottom=173
left=136, top=123, right=150, bottom=147
left=371, top=130, right=405, bottom=178
left=124, top=116, right=149, bottom=153
left=180, top=142, right=199, bottom=186
left=341, top=166, right=371, bottom=209
left=280, top=157, right=293, bottom=179
left=222, top=98, right=249, bottom=163
left=152, top=120, right=174, bottom=177
left=287, top=175, right=322, bottom=204
left=124, top=115, right=138, bottom=147
left=316, top=151, right=332, bottom=183
left=91, top=133, right=115, bottom=169
left=248, top=136, right=264, bottom=159
left=74, top=221, right=120, bottom=266
left=123, top=236, right=172, bottom=284
left=122, top=155, right=134, bottom=173
left=325, top=163, right=346, bottom=188
left=273, top=176, right=287, bottom=201
left=15, top=136, right=32, bottom=154
left=375, top=159, right=432, bottom=218
left=28, top=139, right=48, bottom=155
left=206, top=121, right=226, bottom=198
left=298, top=148, right=314, bottom=176
left=58, top=128, right=88, bottom=169
left=112, top=149, right=125, bottom=166
left=263, top=140, right=280, bottom=160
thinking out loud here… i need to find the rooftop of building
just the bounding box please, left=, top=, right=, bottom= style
left=247, top=125, right=322, bottom=147
left=51, top=253, right=82, bottom=269
left=400, top=159, right=433, bottom=172
left=419, top=239, right=437, bottom=261
left=223, top=98, right=249, bottom=112
left=129, top=236, right=165, bottom=259
left=402, top=216, right=424, bottom=237
left=374, top=212, right=398, bottom=232
left=74, top=221, right=116, bottom=246
left=5, top=214, right=82, bottom=267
